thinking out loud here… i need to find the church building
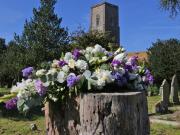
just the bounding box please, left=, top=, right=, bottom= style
left=90, top=2, right=120, bottom=44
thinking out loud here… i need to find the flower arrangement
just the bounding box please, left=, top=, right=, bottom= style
left=0, top=44, right=153, bottom=112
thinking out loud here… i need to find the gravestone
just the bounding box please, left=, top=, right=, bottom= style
left=161, top=79, right=170, bottom=106
left=155, top=79, right=169, bottom=113
left=170, top=74, right=180, bottom=104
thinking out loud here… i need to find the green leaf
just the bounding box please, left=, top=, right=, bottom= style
left=77, top=76, right=85, bottom=90
left=75, top=86, right=78, bottom=95
left=0, top=93, right=17, bottom=103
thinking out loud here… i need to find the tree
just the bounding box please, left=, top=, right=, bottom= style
left=70, top=28, right=119, bottom=51
left=15, top=0, right=69, bottom=67
left=160, top=0, right=180, bottom=16
left=0, top=41, right=26, bottom=87
left=0, top=38, right=6, bottom=54
left=147, top=39, right=180, bottom=85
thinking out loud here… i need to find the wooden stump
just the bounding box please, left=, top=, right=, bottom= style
left=45, top=92, right=150, bottom=135
left=45, top=97, right=81, bottom=135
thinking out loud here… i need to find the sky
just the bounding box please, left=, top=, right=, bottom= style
left=0, top=0, right=180, bottom=52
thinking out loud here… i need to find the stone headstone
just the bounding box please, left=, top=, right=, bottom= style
left=161, top=79, right=170, bottom=106
left=170, top=74, right=180, bottom=104
left=154, top=101, right=168, bottom=114
left=155, top=79, right=170, bottom=113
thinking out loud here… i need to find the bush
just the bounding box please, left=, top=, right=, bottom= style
left=147, top=39, right=180, bottom=85
left=147, top=85, right=159, bottom=96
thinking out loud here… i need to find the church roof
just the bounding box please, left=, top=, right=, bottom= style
left=128, top=51, right=148, bottom=61
left=91, top=2, right=118, bottom=8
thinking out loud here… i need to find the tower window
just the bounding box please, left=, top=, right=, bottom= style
left=96, top=14, right=100, bottom=27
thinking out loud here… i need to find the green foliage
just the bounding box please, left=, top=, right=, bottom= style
left=0, top=93, right=17, bottom=103
left=0, top=88, right=10, bottom=96
left=0, top=41, right=27, bottom=85
left=15, top=0, right=69, bottom=65
left=0, top=38, right=6, bottom=54
left=147, top=39, right=180, bottom=84
left=160, top=0, right=180, bottom=17
left=147, top=85, right=159, bottom=96
left=0, top=0, right=69, bottom=87
left=70, top=28, right=119, bottom=51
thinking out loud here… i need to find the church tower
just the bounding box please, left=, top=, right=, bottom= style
left=90, top=2, right=120, bottom=44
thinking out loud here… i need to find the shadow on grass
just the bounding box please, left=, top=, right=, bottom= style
left=0, top=102, right=44, bottom=121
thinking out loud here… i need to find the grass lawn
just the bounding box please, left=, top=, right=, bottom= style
left=148, top=96, right=161, bottom=114
left=0, top=90, right=180, bottom=135
left=0, top=88, right=10, bottom=96
left=151, top=123, right=180, bottom=135
left=0, top=116, right=45, bottom=135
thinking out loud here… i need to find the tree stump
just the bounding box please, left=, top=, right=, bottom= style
left=45, top=91, right=150, bottom=135
left=45, top=97, right=81, bottom=135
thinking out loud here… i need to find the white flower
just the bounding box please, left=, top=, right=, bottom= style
left=47, top=68, right=57, bottom=75
left=83, top=70, right=91, bottom=79
left=68, top=59, right=75, bottom=68
left=101, top=70, right=114, bottom=83
left=114, top=47, right=125, bottom=55
left=43, top=82, right=50, bottom=87
left=97, top=79, right=106, bottom=88
left=13, top=79, right=36, bottom=99
left=113, top=53, right=127, bottom=62
left=11, top=79, right=33, bottom=93
left=36, top=69, right=46, bottom=77
left=64, top=52, right=73, bottom=62
left=118, top=68, right=126, bottom=75
left=79, top=50, right=85, bottom=54
left=92, top=44, right=104, bottom=53
left=62, top=65, right=69, bottom=73
left=52, top=60, right=59, bottom=68
left=85, top=54, right=91, bottom=60
left=75, top=60, right=88, bottom=71
left=102, top=56, right=108, bottom=61
left=94, top=69, right=114, bottom=84
left=57, top=71, right=66, bottom=83
left=86, top=47, right=93, bottom=53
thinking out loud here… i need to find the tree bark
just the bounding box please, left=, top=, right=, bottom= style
left=45, top=91, right=149, bottom=135
left=45, top=97, right=81, bottom=135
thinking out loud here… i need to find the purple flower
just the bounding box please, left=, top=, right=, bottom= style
left=35, top=80, right=47, bottom=96
left=67, top=73, right=78, bottom=87
left=147, top=74, right=154, bottom=84
left=125, top=64, right=133, bottom=72
left=58, top=60, right=67, bottom=67
left=73, top=49, right=81, bottom=60
left=5, top=97, right=18, bottom=110
left=111, top=60, right=121, bottom=67
left=125, top=64, right=138, bottom=72
left=22, top=67, right=34, bottom=78
left=111, top=72, right=127, bottom=87
left=129, top=56, right=138, bottom=66
left=108, top=52, right=113, bottom=57
left=145, top=69, right=151, bottom=75
left=144, top=69, right=154, bottom=84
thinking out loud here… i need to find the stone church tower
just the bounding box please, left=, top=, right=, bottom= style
left=90, top=2, right=120, bottom=44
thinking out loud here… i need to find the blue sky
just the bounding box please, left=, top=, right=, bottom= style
left=0, top=0, right=180, bottom=52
